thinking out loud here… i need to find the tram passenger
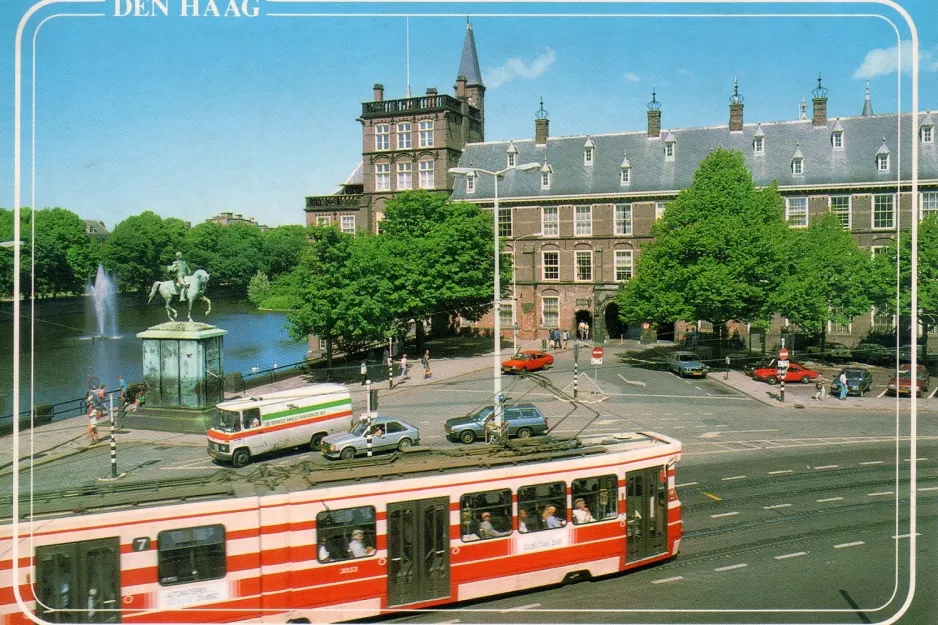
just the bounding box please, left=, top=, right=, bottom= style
left=542, top=504, right=566, bottom=529
left=478, top=512, right=510, bottom=538
left=318, top=538, right=331, bottom=562
left=349, top=529, right=375, bottom=557
left=572, top=498, right=595, bottom=524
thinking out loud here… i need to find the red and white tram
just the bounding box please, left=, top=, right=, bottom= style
left=0, top=431, right=682, bottom=624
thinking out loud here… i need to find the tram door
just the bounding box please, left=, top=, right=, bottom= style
left=35, top=538, right=121, bottom=623
left=625, top=467, right=669, bottom=562
left=386, top=497, right=450, bottom=607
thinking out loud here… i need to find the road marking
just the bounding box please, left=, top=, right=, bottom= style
left=814, top=465, right=838, bottom=470
left=501, top=604, right=541, bottom=612
left=894, top=533, right=922, bottom=539
left=702, top=492, right=721, bottom=501
left=763, top=503, right=792, bottom=509
left=769, top=469, right=793, bottom=475
left=860, top=461, right=884, bottom=465
left=929, top=387, right=938, bottom=399
left=904, top=458, right=928, bottom=462
left=616, top=373, right=647, bottom=387
left=817, top=497, right=844, bottom=502
left=868, top=491, right=894, bottom=497
left=721, top=475, right=746, bottom=481
left=833, top=541, right=865, bottom=549
left=676, top=481, right=698, bottom=488
left=917, top=486, right=938, bottom=492
left=651, top=576, right=683, bottom=584
left=775, top=551, right=808, bottom=560
left=877, top=389, right=888, bottom=398
left=711, top=511, right=739, bottom=518
left=714, top=563, right=748, bottom=572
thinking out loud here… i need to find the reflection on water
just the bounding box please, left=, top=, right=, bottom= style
left=0, top=296, right=307, bottom=411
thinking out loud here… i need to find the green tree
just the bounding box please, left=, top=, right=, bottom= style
left=247, top=270, right=271, bottom=306
left=185, top=222, right=265, bottom=295
left=616, top=149, right=788, bottom=354
left=101, top=211, right=187, bottom=293
left=771, top=212, right=872, bottom=354
left=32, top=208, right=97, bottom=296
left=262, top=225, right=310, bottom=279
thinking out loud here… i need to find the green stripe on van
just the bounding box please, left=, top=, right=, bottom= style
left=263, top=397, right=352, bottom=422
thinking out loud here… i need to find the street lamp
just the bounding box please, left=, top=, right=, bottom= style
left=510, top=231, right=543, bottom=353
left=449, top=162, right=539, bottom=434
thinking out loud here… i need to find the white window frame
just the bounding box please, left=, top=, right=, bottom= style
left=792, top=158, right=804, bottom=176
left=922, top=125, right=933, bottom=144
left=921, top=191, right=938, bottom=220
left=375, top=162, right=391, bottom=191
left=418, top=120, right=434, bottom=147
left=872, top=193, right=895, bottom=230
left=614, top=204, right=632, bottom=236
left=877, top=154, right=890, bottom=172
left=316, top=216, right=330, bottom=226
left=614, top=249, right=633, bottom=282
left=340, top=215, right=356, bottom=234
left=507, top=153, right=516, bottom=168
left=499, top=299, right=513, bottom=329
left=375, top=124, right=390, bottom=151
left=542, top=251, right=559, bottom=280
left=620, top=167, right=631, bottom=186
left=540, top=170, right=551, bottom=190
left=828, top=318, right=852, bottom=336
left=397, top=162, right=412, bottom=190
left=541, top=206, right=559, bottom=237
left=871, top=307, right=896, bottom=331
left=584, top=147, right=594, bottom=166
left=575, top=250, right=592, bottom=282
left=870, top=245, right=888, bottom=259
left=396, top=122, right=411, bottom=149
left=664, top=141, right=675, bottom=161
left=574, top=206, right=592, bottom=236
left=465, top=173, right=475, bottom=193
left=785, top=197, right=808, bottom=228
left=832, top=131, right=844, bottom=150
left=829, top=195, right=851, bottom=229
left=753, top=136, right=764, bottom=155
left=418, top=160, right=434, bottom=189
left=542, top=296, right=559, bottom=328
left=655, top=202, right=666, bottom=220
left=498, top=207, right=512, bottom=238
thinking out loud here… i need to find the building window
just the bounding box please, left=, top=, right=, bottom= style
left=877, top=154, right=890, bottom=172
left=870, top=245, right=888, bottom=259
left=615, top=250, right=633, bottom=282
left=922, top=125, right=933, bottom=144
left=397, top=162, right=412, bottom=190
left=830, top=195, right=851, bottom=229
left=753, top=136, right=764, bottom=155
left=828, top=318, right=852, bottom=336
left=542, top=206, right=559, bottom=236
left=518, top=481, right=566, bottom=532
left=922, top=191, right=938, bottom=220
left=872, top=308, right=896, bottom=332
left=575, top=251, right=592, bottom=282
left=340, top=216, right=355, bottom=234
left=158, top=525, right=226, bottom=586
left=664, top=141, right=675, bottom=161
left=655, top=202, right=666, bottom=220
left=575, top=206, right=592, bottom=236
left=460, top=489, right=512, bottom=541
left=541, top=170, right=551, bottom=190
left=620, top=167, right=631, bottom=186
left=498, top=207, right=512, bottom=238
left=792, top=157, right=804, bottom=176
left=507, top=152, right=516, bottom=167
left=785, top=197, right=808, bottom=228
left=316, top=506, right=377, bottom=563
left=614, top=204, right=632, bottom=235
left=375, top=124, right=390, bottom=151
left=832, top=131, right=843, bottom=150
left=542, top=252, right=559, bottom=280
left=418, top=120, right=434, bottom=147
left=375, top=162, right=390, bottom=191
left=499, top=300, right=513, bottom=330
left=542, top=296, right=559, bottom=327
left=396, top=122, right=411, bottom=149
left=418, top=161, right=434, bottom=189
left=316, top=216, right=330, bottom=226
left=873, top=194, right=895, bottom=229
left=584, top=146, right=594, bottom=165
left=465, top=173, right=475, bottom=193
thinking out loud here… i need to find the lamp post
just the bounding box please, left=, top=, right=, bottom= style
left=510, top=232, right=543, bottom=353
left=449, top=163, right=539, bottom=433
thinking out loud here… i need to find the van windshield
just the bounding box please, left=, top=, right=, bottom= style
left=215, top=409, right=241, bottom=433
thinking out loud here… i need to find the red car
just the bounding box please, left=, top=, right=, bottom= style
left=752, top=362, right=819, bottom=385
left=888, top=364, right=930, bottom=397
left=501, top=350, right=554, bottom=374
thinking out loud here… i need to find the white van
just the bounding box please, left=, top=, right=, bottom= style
left=207, top=383, right=353, bottom=467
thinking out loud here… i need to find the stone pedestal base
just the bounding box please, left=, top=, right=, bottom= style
left=136, top=322, right=227, bottom=410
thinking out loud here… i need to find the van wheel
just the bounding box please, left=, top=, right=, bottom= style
left=339, top=447, right=356, bottom=461
left=310, top=433, right=325, bottom=451
left=516, top=427, right=532, bottom=439
left=398, top=438, right=413, bottom=451
left=231, top=449, right=250, bottom=468
left=460, top=430, right=476, bottom=444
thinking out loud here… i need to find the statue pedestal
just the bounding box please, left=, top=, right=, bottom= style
left=137, top=322, right=227, bottom=410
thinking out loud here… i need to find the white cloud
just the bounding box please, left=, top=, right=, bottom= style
left=853, top=40, right=938, bottom=78
left=677, top=68, right=694, bottom=77
left=623, top=72, right=640, bottom=83
left=484, top=47, right=556, bottom=88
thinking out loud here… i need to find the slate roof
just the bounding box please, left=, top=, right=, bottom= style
left=457, top=22, right=484, bottom=87
left=451, top=112, right=938, bottom=202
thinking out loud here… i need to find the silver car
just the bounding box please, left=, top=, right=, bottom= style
left=321, top=416, right=420, bottom=460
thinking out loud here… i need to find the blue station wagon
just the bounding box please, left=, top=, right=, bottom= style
left=444, top=404, right=549, bottom=444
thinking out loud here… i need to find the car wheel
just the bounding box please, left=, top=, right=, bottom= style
left=339, top=447, right=356, bottom=461
left=231, top=448, right=250, bottom=468
left=397, top=437, right=413, bottom=451
left=767, top=376, right=778, bottom=385
left=801, top=376, right=812, bottom=384
left=543, top=362, right=551, bottom=370
left=459, top=430, right=476, bottom=444
left=516, top=427, right=532, bottom=439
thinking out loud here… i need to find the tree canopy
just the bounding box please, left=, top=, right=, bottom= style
left=101, top=211, right=186, bottom=293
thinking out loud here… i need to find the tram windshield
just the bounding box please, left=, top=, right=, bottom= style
left=215, top=409, right=242, bottom=432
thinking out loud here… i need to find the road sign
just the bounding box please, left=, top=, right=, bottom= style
left=591, top=346, right=604, bottom=366
left=778, top=359, right=790, bottom=370
left=779, top=347, right=789, bottom=361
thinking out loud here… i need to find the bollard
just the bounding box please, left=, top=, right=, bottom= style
left=780, top=377, right=785, bottom=403
left=366, top=380, right=372, bottom=412
left=110, top=419, right=117, bottom=478
left=573, top=342, right=579, bottom=399
left=366, top=431, right=373, bottom=458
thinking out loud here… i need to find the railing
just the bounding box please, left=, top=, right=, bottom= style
left=305, top=194, right=363, bottom=210
left=361, top=94, right=472, bottom=118
left=0, top=391, right=120, bottom=434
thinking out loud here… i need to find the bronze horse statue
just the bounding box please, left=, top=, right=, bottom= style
left=148, top=269, right=212, bottom=322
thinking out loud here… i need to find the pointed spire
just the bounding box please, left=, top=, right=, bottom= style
left=457, top=19, right=484, bottom=87
left=861, top=78, right=874, bottom=117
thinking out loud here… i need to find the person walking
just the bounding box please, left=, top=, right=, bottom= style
left=813, top=374, right=826, bottom=400
left=398, top=354, right=408, bottom=383
left=421, top=350, right=431, bottom=379
left=562, top=330, right=568, bottom=350
left=360, top=361, right=368, bottom=386
left=838, top=370, right=848, bottom=401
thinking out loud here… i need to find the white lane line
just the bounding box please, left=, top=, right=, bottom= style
left=651, top=576, right=684, bottom=584
left=894, top=533, right=922, bottom=539
left=711, top=511, right=739, bottom=518
left=904, top=458, right=928, bottom=462
left=877, top=389, right=888, bottom=398
left=501, top=603, right=541, bottom=612
left=722, top=475, right=746, bottom=481
left=775, top=551, right=808, bottom=560
left=768, top=469, right=793, bottom=475
left=763, top=503, right=792, bottom=509
left=860, top=461, right=885, bottom=465
left=616, top=373, right=647, bottom=388
left=833, top=541, right=865, bottom=549
left=868, top=491, right=894, bottom=497
left=714, top=563, right=748, bottom=572
left=917, top=486, right=938, bottom=492
left=929, top=387, right=938, bottom=399
left=817, top=497, right=844, bottom=503
left=676, top=481, right=698, bottom=488
left=814, top=465, right=839, bottom=470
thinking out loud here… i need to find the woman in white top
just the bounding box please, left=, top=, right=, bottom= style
left=572, top=498, right=595, bottom=524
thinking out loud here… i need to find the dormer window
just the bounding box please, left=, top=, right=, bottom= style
left=753, top=136, right=764, bottom=155
left=465, top=173, right=476, bottom=193
left=876, top=137, right=891, bottom=172
left=583, top=136, right=596, bottom=166
left=662, top=131, right=676, bottom=161
left=791, top=145, right=805, bottom=176
left=619, top=152, right=632, bottom=187
left=831, top=119, right=845, bottom=151
left=540, top=163, right=552, bottom=190
left=921, top=113, right=934, bottom=143
left=506, top=141, right=518, bottom=168
left=507, top=153, right=516, bottom=167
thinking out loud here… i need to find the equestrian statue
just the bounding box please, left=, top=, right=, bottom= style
left=148, top=251, right=212, bottom=322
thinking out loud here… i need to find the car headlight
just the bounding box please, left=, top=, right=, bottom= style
left=889, top=384, right=898, bottom=390
left=329, top=444, right=337, bottom=452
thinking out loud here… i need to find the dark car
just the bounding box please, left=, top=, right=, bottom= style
left=806, top=342, right=852, bottom=362
left=830, top=367, right=874, bottom=396
left=851, top=343, right=893, bottom=366
left=501, top=350, right=554, bottom=374
left=444, top=403, right=549, bottom=444
left=888, top=364, right=930, bottom=397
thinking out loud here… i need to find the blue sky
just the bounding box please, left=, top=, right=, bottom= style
left=1, top=0, right=936, bottom=229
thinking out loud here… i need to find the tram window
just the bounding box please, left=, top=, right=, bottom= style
left=316, top=505, right=377, bottom=562
left=157, top=524, right=226, bottom=586
left=459, top=488, right=512, bottom=541
left=518, top=481, right=567, bottom=532
left=572, top=474, right=618, bottom=524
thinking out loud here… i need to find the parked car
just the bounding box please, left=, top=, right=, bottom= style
left=851, top=343, right=894, bottom=366
left=829, top=367, right=874, bottom=397
left=444, top=403, right=549, bottom=444
left=501, top=350, right=554, bottom=374
left=321, top=416, right=420, bottom=460
left=667, top=351, right=708, bottom=377
left=752, top=362, right=819, bottom=385
left=805, top=342, right=852, bottom=362
left=888, top=364, right=931, bottom=397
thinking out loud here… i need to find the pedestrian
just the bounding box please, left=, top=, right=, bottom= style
left=118, top=375, right=128, bottom=404
left=838, top=370, right=848, bottom=401
left=584, top=322, right=590, bottom=341
left=421, top=350, right=431, bottom=379
left=382, top=348, right=390, bottom=367
left=360, top=361, right=368, bottom=386
left=813, top=374, right=826, bottom=400
left=86, top=399, right=99, bottom=445
left=552, top=328, right=560, bottom=349
left=398, top=353, right=408, bottom=382
left=562, top=329, right=568, bottom=350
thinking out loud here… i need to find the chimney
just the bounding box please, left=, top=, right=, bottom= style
left=426, top=87, right=438, bottom=96
left=812, top=74, right=828, bottom=127
left=373, top=83, right=384, bottom=102
left=534, top=97, right=549, bottom=145
left=728, top=78, right=744, bottom=132
left=647, top=89, right=661, bottom=138
left=455, top=75, right=467, bottom=99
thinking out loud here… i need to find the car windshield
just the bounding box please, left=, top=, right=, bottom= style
left=473, top=409, right=494, bottom=422
left=678, top=354, right=698, bottom=362
left=844, top=371, right=866, bottom=380
left=215, top=409, right=241, bottom=433
left=349, top=421, right=369, bottom=436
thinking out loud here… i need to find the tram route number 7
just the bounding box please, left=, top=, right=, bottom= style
left=132, top=537, right=151, bottom=551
